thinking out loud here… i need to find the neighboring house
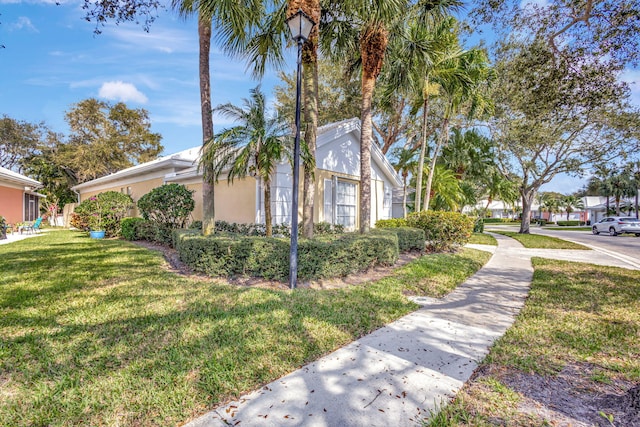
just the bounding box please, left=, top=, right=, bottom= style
left=0, top=166, right=44, bottom=224
left=72, top=118, right=403, bottom=230
left=465, top=199, right=541, bottom=220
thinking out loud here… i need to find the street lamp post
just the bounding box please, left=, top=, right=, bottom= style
left=286, top=9, right=315, bottom=290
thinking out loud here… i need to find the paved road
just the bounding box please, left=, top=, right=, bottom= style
left=486, top=225, right=640, bottom=268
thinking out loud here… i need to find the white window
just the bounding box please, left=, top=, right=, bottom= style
left=336, top=180, right=356, bottom=230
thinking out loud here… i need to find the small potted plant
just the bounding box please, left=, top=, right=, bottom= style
left=0, top=215, right=7, bottom=240
left=88, top=197, right=105, bottom=239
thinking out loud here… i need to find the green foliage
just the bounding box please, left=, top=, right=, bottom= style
left=174, top=231, right=400, bottom=281
left=0, top=115, right=44, bottom=171
left=189, top=220, right=202, bottom=230
left=212, top=221, right=344, bottom=238
left=120, top=217, right=146, bottom=241
left=556, top=220, right=583, bottom=227
left=137, top=184, right=195, bottom=229
left=375, top=218, right=408, bottom=228
left=74, top=191, right=133, bottom=237
left=473, top=217, right=484, bottom=233
left=483, top=218, right=518, bottom=223
left=407, top=211, right=474, bottom=252
left=373, top=227, right=425, bottom=253
left=59, top=98, right=163, bottom=183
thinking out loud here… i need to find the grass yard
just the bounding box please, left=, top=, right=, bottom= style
left=0, top=230, right=490, bottom=426
left=491, top=230, right=589, bottom=249
left=468, top=233, right=498, bottom=246
left=427, top=258, right=640, bottom=426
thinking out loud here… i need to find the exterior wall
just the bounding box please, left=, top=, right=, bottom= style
left=214, top=177, right=257, bottom=224
left=0, top=185, right=24, bottom=224
left=80, top=177, right=165, bottom=217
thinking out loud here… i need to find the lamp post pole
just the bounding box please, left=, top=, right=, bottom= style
left=286, top=9, right=315, bottom=290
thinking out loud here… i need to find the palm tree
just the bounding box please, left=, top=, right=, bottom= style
left=391, top=146, right=417, bottom=217
left=610, top=171, right=634, bottom=216
left=626, top=161, right=640, bottom=219
left=422, top=48, right=493, bottom=211
left=321, top=0, right=460, bottom=232
left=561, top=195, right=584, bottom=220
left=240, top=1, right=320, bottom=238
left=200, top=86, right=290, bottom=237
left=382, top=15, right=464, bottom=213
left=173, top=0, right=264, bottom=235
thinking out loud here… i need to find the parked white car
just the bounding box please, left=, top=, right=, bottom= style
left=592, top=216, right=640, bottom=236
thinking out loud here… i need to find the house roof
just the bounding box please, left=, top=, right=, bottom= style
left=0, top=166, right=41, bottom=188
left=74, top=119, right=404, bottom=191
left=72, top=147, right=200, bottom=190
left=316, top=118, right=403, bottom=188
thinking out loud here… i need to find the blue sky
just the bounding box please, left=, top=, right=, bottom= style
left=0, top=1, right=290, bottom=155
left=1, top=1, right=638, bottom=194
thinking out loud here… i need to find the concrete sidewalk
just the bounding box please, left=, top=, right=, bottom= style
left=185, top=233, right=533, bottom=427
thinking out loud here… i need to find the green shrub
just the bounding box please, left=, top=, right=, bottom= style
left=138, top=184, right=195, bottom=229
left=120, top=217, right=146, bottom=241
left=406, top=210, right=474, bottom=252
left=373, top=227, right=425, bottom=252
left=173, top=230, right=399, bottom=281
left=533, top=219, right=548, bottom=226
left=74, top=191, right=133, bottom=237
left=482, top=217, right=518, bottom=223
left=556, top=220, right=583, bottom=226
left=189, top=220, right=202, bottom=230
left=375, top=218, right=408, bottom=228
left=473, top=217, right=484, bottom=233
left=212, top=221, right=344, bottom=238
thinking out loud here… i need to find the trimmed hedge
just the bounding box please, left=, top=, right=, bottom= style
left=372, top=223, right=425, bottom=253
left=121, top=217, right=146, bottom=241
left=406, top=210, right=474, bottom=252
left=482, top=218, right=519, bottom=223
left=556, top=220, right=584, bottom=226
left=173, top=230, right=400, bottom=281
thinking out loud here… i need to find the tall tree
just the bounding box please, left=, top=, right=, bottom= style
left=321, top=0, right=460, bottom=232
left=0, top=116, right=45, bottom=173
left=390, top=145, right=417, bottom=217
left=561, top=195, right=584, bottom=220
left=58, top=98, right=162, bottom=183
left=625, top=161, right=640, bottom=219
left=490, top=40, right=640, bottom=233
left=200, top=86, right=290, bottom=237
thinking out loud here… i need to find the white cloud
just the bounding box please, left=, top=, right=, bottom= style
left=9, top=16, right=38, bottom=32
left=105, top=25, right=197, bottom=54
left=98, top=81, right=148, bottom=103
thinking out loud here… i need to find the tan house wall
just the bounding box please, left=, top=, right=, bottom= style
left=214, top=178, right=257, bottom=224
left=0, top=185, right=24, bottom=224
left=80, top=177, right=165, bottom=217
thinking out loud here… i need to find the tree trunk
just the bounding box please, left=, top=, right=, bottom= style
left=264, top=177, right=272, bottom=237
left=423, top=118, right=448, bottom=211
left=402, top=174, right=408, bottom=218
left=635, top=189, right=638, bottom=219
left=302, top=50, right=318, bottom=239
left=198, top=15, right=215, bottom=236
left=415, top=97, right=429, bottom=213
left=360, top=71, right=375, bottom=233
left=519, top=189, right=535, bottom=234
left=616, top=197, right=621, bottom=216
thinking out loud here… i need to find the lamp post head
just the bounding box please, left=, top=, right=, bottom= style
left=286, top=8, right=316, bottom=43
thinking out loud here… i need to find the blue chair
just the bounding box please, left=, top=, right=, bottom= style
left=23, top=217, right=43, bottom=234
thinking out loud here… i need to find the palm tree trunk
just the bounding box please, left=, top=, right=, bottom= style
left=302, top=50, right=318, bottom=239
left=423, top=118, right=448, bottom=211
left=402, top=174, right=408, bottom=218
left=415, top=97, right=429, bottom=213
left=198, top=15, right=215, bottom=236
left=360, top=72, right=374, bottom=233
left=265, top=177, right=273, bottom=237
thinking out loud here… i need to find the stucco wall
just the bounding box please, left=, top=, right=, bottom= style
left=213, top=178, right=257, bottom=224
left=80, top=177, right=165, bottom=217
left=0, top=185, right=24, bottom=224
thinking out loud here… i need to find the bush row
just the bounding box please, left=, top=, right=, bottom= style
left=556, top=220, right=585, bottom=226
left=482, top=217, right=519, bottom=223
left=173, top=230, right=403, bottom=281
left=376, top=210, right=474, bottom=252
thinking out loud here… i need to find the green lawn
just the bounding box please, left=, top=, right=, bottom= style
left=427, top=259, right=640, bottom=425
left=0, top=230, right=490, bottom=426
left=468, top=233, right=498, bottom=246
left=491, top=230, right=590, bottom=249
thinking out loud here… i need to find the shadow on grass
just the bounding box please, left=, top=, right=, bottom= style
left=0, top=231, right=417, bottom=426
